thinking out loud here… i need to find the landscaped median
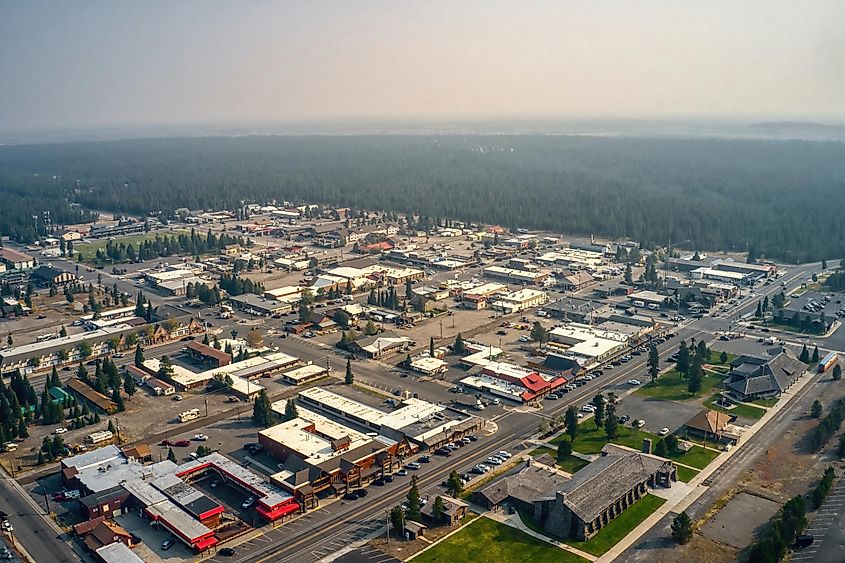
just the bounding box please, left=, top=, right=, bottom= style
left=634, top=351, right=736, bottom=402
left=411, top=516, right=590, bottom=563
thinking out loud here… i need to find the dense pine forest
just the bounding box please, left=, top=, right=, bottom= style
left=1, top=135, right=844, bottom=262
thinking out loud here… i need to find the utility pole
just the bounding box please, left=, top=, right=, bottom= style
left=439, top=319, right=443, bottom=340
left=43, top=490, right=51, bottom=515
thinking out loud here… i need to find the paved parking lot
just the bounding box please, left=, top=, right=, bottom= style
left=791, top=472, right=845, bottom=563
left=611, top=390, right=703, bottom=434
left=333, top=546, right=401, bottom=563
left=700, top=491, right=781, bottom=549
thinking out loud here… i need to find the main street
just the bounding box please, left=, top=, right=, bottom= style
left=219, top=325, right=700, bottom=563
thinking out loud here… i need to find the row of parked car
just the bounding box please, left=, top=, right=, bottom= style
left=434, top=435, right=478, bottom=457
left=472, top=450, right=512, bottom=474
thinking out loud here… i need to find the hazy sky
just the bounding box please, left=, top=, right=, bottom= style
left=1, top=0, right=844, bottom=132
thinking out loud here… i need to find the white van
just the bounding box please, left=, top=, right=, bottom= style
left=632, top=300, right=645, bottom=307
left=647, top=303, right=660, bottom=311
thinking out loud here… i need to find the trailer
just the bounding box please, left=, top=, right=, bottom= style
left=178, top=408, right=201, bottom=422
left=85, top=430, right=114, bottom=444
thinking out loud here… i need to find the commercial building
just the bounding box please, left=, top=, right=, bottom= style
left=536, top=249, right=603, bottom=270
left=711, top=259, right=775, bottom=279
left=0, top=247, right=36, bottom=270
left=475, top=461, right=571, bottom=512
left=229, top=293, right=291, bottom=316
left=0, top=324, right=133, bottom=375
left=348, top=334, right=412, bottom=359
left=408, top=356, right=448, bottom=376
left=279, top=364, right=330, bottom=385
left=491, top=288, right=547, bottom=314
left=185, top=341, right=232, bottom=368
left=689, top=267, right=748, bottom=285
left=483, top=266, right=548, bottom=285
left=30, top=265, right=78, bottom=286
left=460, top=361, right=567, bottom=403
left=297, top=387, right=481, bottom=451
left=65, top=379, right=118, bottom=414
left=460, top=283, right=508, bottom=309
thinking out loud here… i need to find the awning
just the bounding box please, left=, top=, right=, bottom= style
left=257, top=501, right=301, bottom=520
left=193, top=535, right=219, bottom=551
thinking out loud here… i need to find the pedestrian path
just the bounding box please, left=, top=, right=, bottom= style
left=482, top=510, right=597, bottom=561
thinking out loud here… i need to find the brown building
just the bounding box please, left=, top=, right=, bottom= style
left=185, top=340, right=231, bottom=367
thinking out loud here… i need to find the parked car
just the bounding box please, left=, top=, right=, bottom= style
left=193, top=434, right=208, bottom=441
left=52, top=427, right=68, bottom=435
left=627, top=379, right=641, bottom=385
left=419, top=455, right=431, bottom=463
left=242, top=497, right=256, bottom=509
left=634, top=419, right=646, bottom=428
left=658, top=427, right=670, bottom=436
left=161, top=539, right=175, bottom=551
left=172, top=395, right=183, bottom=401
left=383, top=474, right=394, bottom=483
left=406, top=462, right=421, bottom=470
left=355, top=489, right=369, bottom=498
left=220, top=547, right=236, bottom=557
left=497, top=451, right=512, bottom=459
left=396, top=469, right=409, bottom=477
left=546, top=393, right=559, bottom=400
left=618, top=414, right=631, bottom=424
left=467, top=435, right=478, bottom=442
left=173, top=440, right=190, bottom=447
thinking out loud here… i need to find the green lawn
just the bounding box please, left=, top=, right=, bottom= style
left=664, top=445, right=720, bottom=470
left=750, top=397, right=779, bottom=408
left=75, top=230, right=190, bottom=264
left=413, top=516, right=589, bottom=563
left=564, top=494, right=666, bottom=556
left=635, top=369, right=723, bottom=401
left=704, top=394, right=766, bottom=420
left=530, top=447, right=590, bottom=474
left=676, top=465, right=699, bottom=483
left=555, top=421, right=659, bottom=455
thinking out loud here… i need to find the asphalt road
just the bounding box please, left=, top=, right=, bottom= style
left=209, top=328, right=694, bottom=563
left=0, top=477, right=82, bottom=563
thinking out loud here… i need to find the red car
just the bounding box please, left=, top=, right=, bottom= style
left=173, top=440, right=191, bottom=447
left=160, top=440, right=173, bottom=447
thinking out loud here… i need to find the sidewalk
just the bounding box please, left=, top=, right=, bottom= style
left=596, top=366, right=821, bottom=561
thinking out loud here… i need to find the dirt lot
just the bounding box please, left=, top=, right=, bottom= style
left=666, top=378, right=845, bottom=562
left=700, top=492, right=781, bottom=549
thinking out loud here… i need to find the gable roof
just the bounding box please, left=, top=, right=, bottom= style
left=558, top=452, right=673, bottom=523
left=685, top=409, right=734, bottom=434
left=724, top=351, right=807, bottom=396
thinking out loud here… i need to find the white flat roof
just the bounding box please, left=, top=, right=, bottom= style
left=409, top=356, right=448, bottom=372
left=144, top=358, right=211, bottom=387
left=379, top=398, right=446, bottom=431
left=281, top=364, right=327, bottom=382
left=567, top=338, right=626, bottom=358
left=1, top=324, right=132, bottom=358
left=228, top=373, right=264, bottom=396
left=460, top=374, right=525, bottom=400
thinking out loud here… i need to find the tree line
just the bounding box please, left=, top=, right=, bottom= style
left=2, top=135, right=845, bottom=261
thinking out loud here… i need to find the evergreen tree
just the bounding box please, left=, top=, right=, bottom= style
left=112, top=387, right=125, bottom=412
left=429, top=337, right=435, bottom=357
left=647, top=344, right=660, bottom=380
left=592, top=394, right=605, bottom=429
left=720, top=350, right=728, bottom=364
left=406, top=478, right=422, bottom=521
left=688, top=355, right=703, bottom=394
left=390, top=506, right=404, bottom=536
left=252, top=390, right=273, bottom=426
left=696, top=339, right=709, bottom=363
left=833, top=364, right=842, bottom=381
left=799, top=344, right=810, bottom=363
left=624, top=263, right=633, bottom=285
left=604, top=403, right=619, bottom=439
left=530, top=321, right=548, bottom=345
left=812, top=346, right=820, bottom=363
left=123, top=371, right=136, bottom=397
left=283, top=398, right=299, bottom=422
left=134, top=344, right=144, bottom=368
left=446, top=470, right=463, bottom=497
left=167, top=447, right=177, bottom=463
left=431, top=495, right=446, bottom=524
left=676, top=341, right=690, bottom=375
left=811, top=399, right=823, bottom=418
left=344, top=358, right=354, bottom=384
left=671, top=512, right=693, bottom=545
left=557, top=437, right=573, bottom=459
left=453, top=333, right=466, bottom=354
left=565, top=406, right=579, bottom=443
